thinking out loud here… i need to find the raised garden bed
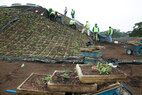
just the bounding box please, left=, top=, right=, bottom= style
left=80, top=46, right=105, bottom=58
left=17, top=73, right=65, bottom=95
left=76, top=64, right=127, bottom=84
left=48, top=70, right=97, bottom=93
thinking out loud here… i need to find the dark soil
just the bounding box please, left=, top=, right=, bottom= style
left=20, top=74, right=48, bottom=91
left=0, top=61, right=142, bottom=95
left=81, top=65, right=124, bottom=75
left=119, top=64, right=142, bottom=95
left=51, top=71, right=82, bottom=85
left=0, top=60, right=75, bottom=95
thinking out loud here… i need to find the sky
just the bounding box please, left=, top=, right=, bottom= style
left=0, top=0, right=142, bottom=32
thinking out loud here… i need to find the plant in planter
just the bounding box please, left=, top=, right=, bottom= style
left=76, top=64, right=127, bottom=84
left=17, top=73, right=64, bottom=95
left=95, top=63, right=112, bottom=74
left=45, top=76, right=51, bottom=82
left=48, top=70, right=97, bottom=93
left=60, top=69, right=69, bottom=78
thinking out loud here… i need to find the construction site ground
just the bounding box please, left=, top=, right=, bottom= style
left=0, top=42, right=142, bottom=95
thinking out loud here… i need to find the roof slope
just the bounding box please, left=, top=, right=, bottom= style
left=0, top=7, right=88, bottom=59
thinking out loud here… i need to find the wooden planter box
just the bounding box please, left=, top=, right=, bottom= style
left=76, top=64, right=127, bottom=84
left=48, top=70, right=97, bottom=93
left=17, top=73, right=65, bottom=95
left=80, top=46, right=105, bottom=58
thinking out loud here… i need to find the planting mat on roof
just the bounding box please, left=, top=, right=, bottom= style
left=0, top=8, right=88, bottom=59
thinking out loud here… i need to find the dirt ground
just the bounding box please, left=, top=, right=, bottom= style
left=0, top=61, right=142, bottom=95
left=0, top=43, right=142, bottom=95
left=98, top=42, right=142, bottom=60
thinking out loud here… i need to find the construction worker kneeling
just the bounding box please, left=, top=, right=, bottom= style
left=69, top=19, right=76, bottom=30
left=92, top=24, right=99, bottom=41
left=49, top=10, right=56, bottom=21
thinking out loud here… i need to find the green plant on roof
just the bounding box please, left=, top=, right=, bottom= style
left=45, top=76, right=51, bottom=82
left=58, top=52, right=62, bottom=55
left=2, top=46, right=7, bottom=49
left=60, top=69, right=69, bottom=78
left=0, top=52, right=3, bottom=54
left=5, top=52, right=9, bottom=56
left=46, top=50, right=49, bottom=52
left=96, top=62, right=112, bottom=74
left=15, top=37, right=19, bottom=40
left=74, top=50, right=79, bottom=54
left=42, top=55, right=47, bottom=57
left=49, top=56, right=53, bottom=58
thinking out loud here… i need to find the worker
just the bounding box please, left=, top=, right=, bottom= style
left=82, top=21, right=91, bottom=36
left=71, top=9, right=75, bottom=18
left=92, top=24, right=99, bottom=41
left=56, top=12, right=64, bottom=24
left=69, top=19, right=76, bottom=30
left=64, top=7, right=67, bottom=16
left=46, top=8, right=52, bottom=18
left=108, top=26, right=113, bottom=42
left=49, top=10, right=56, bottom=21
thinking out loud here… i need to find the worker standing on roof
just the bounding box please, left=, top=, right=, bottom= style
left=49, top=10, right=56, bottom=21
left=92, top=24, right=99, bottom=41
left=46, top=8, right=52, bottom=18
left=64, top=7, right=67, bottom=16
left=69, top=19, right=76, bottom=30
left=108, top=26, right=113, bottom=42
left=82, top=21, right=91, bottom=36
left=71, top=9, right=75, bottom=18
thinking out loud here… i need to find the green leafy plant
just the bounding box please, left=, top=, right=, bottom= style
left=60, top=69, right=69, bottom=78
left=94, top=62, right=112, bottom=74
left=58, top=52, right=62, bottom=55
left=45, top=76, right=51, bottom=82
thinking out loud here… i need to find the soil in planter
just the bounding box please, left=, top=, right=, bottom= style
left=81, top=65, right=124, bottom=75
left=51, top=72, right=90, bottom=85
left=21, top=74, right=48, bottom=91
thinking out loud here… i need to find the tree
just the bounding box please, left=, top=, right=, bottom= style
left=129, top=22, right=142, bottom=37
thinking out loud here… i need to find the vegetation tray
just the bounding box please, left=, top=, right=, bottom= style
left=76, top=64, right=127, bottom=84
left=48, top=70, right=97, bottom=93
left=17, top=73, right=65, bottom=95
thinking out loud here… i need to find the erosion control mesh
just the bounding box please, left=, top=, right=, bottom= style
left=0, top=6, right=41, bottom=31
